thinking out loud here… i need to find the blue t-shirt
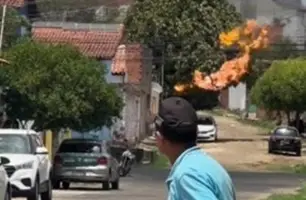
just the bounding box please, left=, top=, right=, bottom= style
left=166, top=146, right=236, bottom=200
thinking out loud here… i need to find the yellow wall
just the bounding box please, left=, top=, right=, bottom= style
left=44, top=130, right=53, bottom=160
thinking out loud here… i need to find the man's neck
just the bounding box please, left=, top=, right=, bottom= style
left=168, top=144, right=195, bottom=165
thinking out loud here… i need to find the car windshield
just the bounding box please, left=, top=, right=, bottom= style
left=197, top=117, right=214, bottom=125
left=0, top=134, right=31, bottom=154
left=58, top=141, right=102, bottom=153
left=274, top=127, right=298, bottom=137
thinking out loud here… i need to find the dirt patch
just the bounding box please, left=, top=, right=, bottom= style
left=198, top=113, right=306, bottom=171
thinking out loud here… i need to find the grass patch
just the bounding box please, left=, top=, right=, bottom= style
left=236, top=118, right=275, bottom=130
left=267, top=164, right=306, bottom=174
left=153, top=151, right=169, bottom=169
left=266, top=186, right=306, bottom=200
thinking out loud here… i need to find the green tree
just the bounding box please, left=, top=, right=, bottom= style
left=1, top=8, right=30, bottom=49
left=124, top=0, right=241, bottom=94
left=245, top=37, right=300, bottom=90
left=0, top=39, right=123, bottom=131
left=250, top=58, right=306, bottom=123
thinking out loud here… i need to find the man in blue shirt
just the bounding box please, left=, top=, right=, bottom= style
left=154, top=97, right=236, bottom=200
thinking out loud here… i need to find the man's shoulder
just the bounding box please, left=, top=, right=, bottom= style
left=172, top=148, right=232, bottom=185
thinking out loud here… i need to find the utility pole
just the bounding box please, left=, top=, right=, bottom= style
left=161, top=46, right=165, bottom=98
left=0, top=5, right=7, bottom=52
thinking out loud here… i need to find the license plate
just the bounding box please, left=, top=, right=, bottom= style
left=73, top=172, right=84, bottom=176
left=281, top=140, right=289, bottom=145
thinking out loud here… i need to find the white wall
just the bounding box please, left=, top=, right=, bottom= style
left=228, top=83, right=246, bottom=110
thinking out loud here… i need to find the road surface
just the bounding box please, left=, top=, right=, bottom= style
left=15, top=168, right=306, bottom=200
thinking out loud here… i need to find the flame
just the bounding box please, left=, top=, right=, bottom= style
left=174, top=19, right=282, bottom=92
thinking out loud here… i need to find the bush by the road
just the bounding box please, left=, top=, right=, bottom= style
left=266, top=186, right=306, bottom=200
left=251, top=58, right=306, bottom=124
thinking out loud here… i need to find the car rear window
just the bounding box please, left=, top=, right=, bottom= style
left=58, top=141, right=102, bottom=153
left=197, top=117, right=214, bottom=125
left=274, top=127, right=298, bottom=137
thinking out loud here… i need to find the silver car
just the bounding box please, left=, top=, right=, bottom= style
left=0, top=157, right=11, bottom=200
left=52, top=139, right=120, bottom=190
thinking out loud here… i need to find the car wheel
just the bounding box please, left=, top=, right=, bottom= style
left=214, top=134, right=218, bottom=142
left=52, top=180, right=60, bottom=189
left=4, top=186, right=11, bottom=200
left=27, top=178, right=39, bottom=200
left=111, top=180, right=119, bottom=190
left=296, top=148, right=302, bottom=157
left=268, top=144, right=273, bottom=154
left=102, top=181, right=110, bottom=190
left=41, top=178, right=52, bottom=200
left=62, top=181, right=70, bottom=190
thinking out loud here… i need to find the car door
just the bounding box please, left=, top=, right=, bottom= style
left=31, top=135, right=49, bottom=183
left=103, top=142, right=118, bottom=180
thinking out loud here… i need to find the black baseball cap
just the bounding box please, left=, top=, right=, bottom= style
left=155, top=97, right=198, bottom=143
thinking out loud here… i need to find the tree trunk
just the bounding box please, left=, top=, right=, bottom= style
left=286, top=111, right=291, bottom=125
left=295, top=111, right=300, bottom=128
left=275, top=110, right=282, bottom=125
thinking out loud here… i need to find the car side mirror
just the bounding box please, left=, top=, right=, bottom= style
left=35, top=147, right=48, bottom=155
left=0, top=157, right=9, bottom=165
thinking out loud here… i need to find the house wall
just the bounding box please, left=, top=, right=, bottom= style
left=228, top=83, right=247, bottom=110
left=123, top=91, right=141, bottom=142
left=150, top=82, right=163, bottom=116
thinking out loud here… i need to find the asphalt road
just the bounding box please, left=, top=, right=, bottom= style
left=15, top=168, right=306, bottom=200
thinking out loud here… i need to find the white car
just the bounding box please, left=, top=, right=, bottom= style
left=0, top=129, right=52, bottom=200
left=0, top=156, right=11, bottom=200
left=197, top=116, right=218, bottom=142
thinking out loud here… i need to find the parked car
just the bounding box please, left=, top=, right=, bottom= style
left=0, top=156, right=11, bottom=200
left=268, top=126, right=302, bottom=156
left=197, top=115, right=218, bottom=142
left=52, top=138, right=120, bottom=190
left=0, top=129, right=52, bottom=200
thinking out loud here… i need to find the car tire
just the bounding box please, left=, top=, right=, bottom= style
left=62, top=181, right=70, bottom=190
left=52, top=180, right=60, bottom=189
left=102, top=181, right=110, bottom=190
left=4, top=186, right=11, bottom=200
left=111, top=180, right=119, bottom=190
left=268, top=144, right=273, bottom=154
left=27, top=178, right=39, bottom=200
left=41, top=178, right=52, bottom=200
left=296, top=148, right=302, bottom=157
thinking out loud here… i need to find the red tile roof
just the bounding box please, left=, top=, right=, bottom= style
left=111, top=44, right=145, bottom=84
left=31, top=25, right=124, bottom=59
left=0, top=0, right=24, bottom=7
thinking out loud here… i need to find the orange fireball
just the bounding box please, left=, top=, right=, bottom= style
left=174, top=19, right=283, bottom=92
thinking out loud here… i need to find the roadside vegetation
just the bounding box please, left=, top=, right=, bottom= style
left=251, top=58, right=306, bottom=132
left=206, top=108, right=275, bottom=132
left=267, top=163, right=306, bottom=174
left=0, top=39, right=123, bottom=131
left=153, top=152, right=169, bottom=169
left=266, top=186, right=306, bottom=200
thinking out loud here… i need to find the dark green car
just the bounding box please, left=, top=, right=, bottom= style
left=52, top=139, right=120, bottom=190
